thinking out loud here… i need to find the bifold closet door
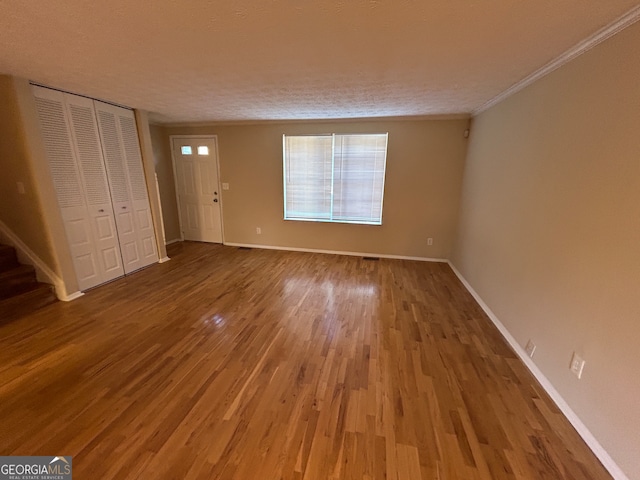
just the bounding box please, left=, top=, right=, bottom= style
left=65, top=94, right=125, bottom=284
left=94, top=101, right=158, bottom=273
left=32, top=86, right=125, bottom=290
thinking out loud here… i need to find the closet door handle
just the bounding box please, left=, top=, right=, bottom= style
left=98, top=209, right=104, bottom=213
left=122, top=206, right=127, bottom=210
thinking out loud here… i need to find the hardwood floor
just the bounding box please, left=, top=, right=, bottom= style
left=0, top=242, right=610, bottom=479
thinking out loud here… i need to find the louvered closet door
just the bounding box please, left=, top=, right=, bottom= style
left=94, top=101, right=158, bottom=273
left=64, top=93, right=124, bottom=283
left=117, top=109, right=158, bottom=265
left=32, top=86, right=104, bottom=290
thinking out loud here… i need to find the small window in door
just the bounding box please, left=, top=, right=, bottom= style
left=181, top=146, right=192, bottom=155
left=197, top=146, right=209, bottom=155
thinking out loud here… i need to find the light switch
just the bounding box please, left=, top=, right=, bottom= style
left=222, top=183, right=229, bottom=190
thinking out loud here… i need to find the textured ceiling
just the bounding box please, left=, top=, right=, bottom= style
left=0, top=1, right=638, bottom=123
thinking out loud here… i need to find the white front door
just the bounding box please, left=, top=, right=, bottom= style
left=172, top=137, right=223, bottom=243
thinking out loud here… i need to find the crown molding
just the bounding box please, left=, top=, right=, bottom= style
left=151, top=113, right=471, bottom=128
left=473, top=5, right=640, bottom=116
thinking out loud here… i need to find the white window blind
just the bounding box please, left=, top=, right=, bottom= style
left=283, top=133, right=388, bottom=225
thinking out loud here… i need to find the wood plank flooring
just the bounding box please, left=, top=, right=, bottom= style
left=0, top=242, right=611, bottom=479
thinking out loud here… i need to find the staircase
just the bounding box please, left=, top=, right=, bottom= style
left=0, top=244, right=57, bottom=322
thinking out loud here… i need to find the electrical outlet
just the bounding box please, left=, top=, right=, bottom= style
left=16, top=182, right=25, bottom=194
left=256, top=227, right=261, bottom=234
left=524, top=340, right=536, bottom=358
left=222, top=183, right=230, bottom=190
left=570, top=352, right=585, bottom=379
left=427, top=237, right=433, bottom=246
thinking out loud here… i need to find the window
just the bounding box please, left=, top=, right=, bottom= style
left=197, top=145, right=209, bottom=155
left=283, top=133, right=388, bottom=225
left=181, top=146, right=192, bottom=155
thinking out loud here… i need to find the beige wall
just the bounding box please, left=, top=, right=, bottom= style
left=0, top=76, right=57, bottom=269
left=159, top=118, right=469, bottom=258
left=452, top=21, right=640, bottom=479
left=150, top=124, right=181, bottom=243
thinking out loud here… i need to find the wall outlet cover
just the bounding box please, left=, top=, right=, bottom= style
left=570, top=352, right=585, bottom=379
left=525, top=340, right=536, bottom=358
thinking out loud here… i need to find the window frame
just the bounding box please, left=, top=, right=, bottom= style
left=282, top=133, right=389, bottom=226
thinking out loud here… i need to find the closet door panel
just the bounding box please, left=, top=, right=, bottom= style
left=119, top=112, right=158, bottom=266
left=32, top=86, right=103, bottom=291
left=115, top=107, right=158, bottom=265
left=63, top=208, right=100, bottom=284
left=94, top=105, right=142, bottom=274
left=64, top=93, right=124, bottom=283
left=94, top=101, right=158, bottom=272
left=117, top=209, right=140, bottom=267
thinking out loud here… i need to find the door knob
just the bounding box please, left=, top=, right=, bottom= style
left=214, top=191, right=218, bottom=195
left=98, top=209, right=104, bottom=213
left=213, top=198, right=218, bottom=203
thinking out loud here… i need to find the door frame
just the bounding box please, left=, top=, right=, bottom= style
left=169, top=135, right=225, bottom=244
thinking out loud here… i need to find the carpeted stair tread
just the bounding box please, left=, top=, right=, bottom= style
left=0, top=264, right=39, bottom=300
left=0, top=283, right=58, bottom=322
left=0, top=244, right=19, bottom=272
left=0, top=244, right=58, bottom=321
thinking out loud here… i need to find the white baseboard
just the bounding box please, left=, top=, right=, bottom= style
left=165, top=238, right=182, bottom=246
left=0, top=219, right=79, bottom=301
left=223, top=242, right=448, bottom=263
left=447, top=261, right=629, bottom=480
left=61, top=291, right=84, bottom=302
left=158, top=256, right=171, bottom=263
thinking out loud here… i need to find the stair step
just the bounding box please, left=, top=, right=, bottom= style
left=0, top=264, right=38, bottom=300
left=0, top=283, right=58, bottom=323
left=0, top=244, right=59, bottom=322
left=0, top=244, right=19, bottom=272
